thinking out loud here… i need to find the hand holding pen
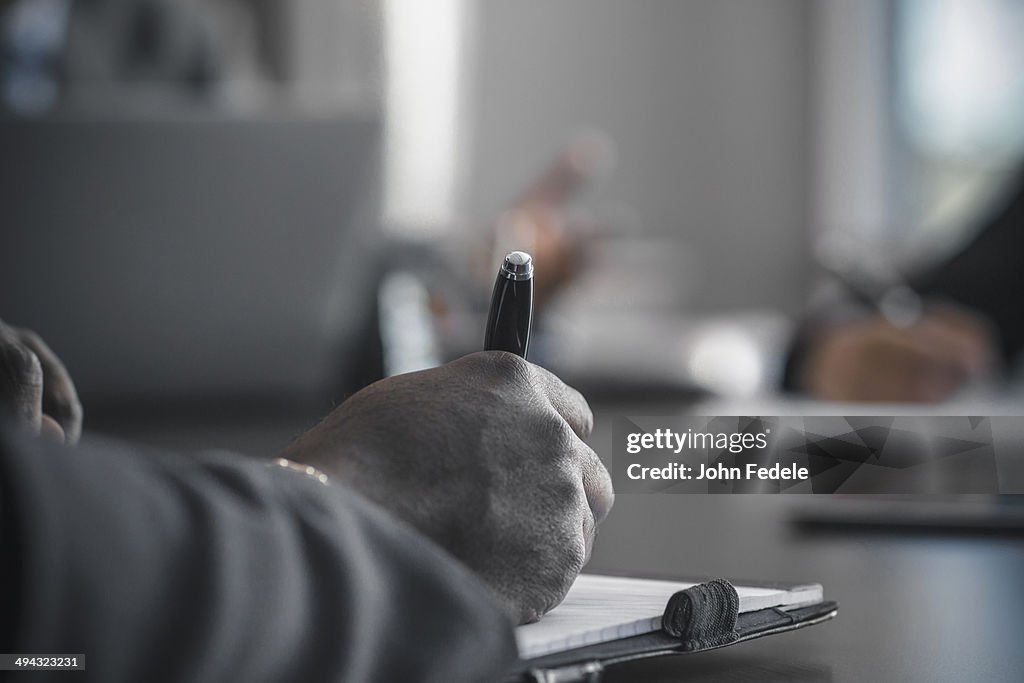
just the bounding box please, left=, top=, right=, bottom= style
left=803, top=239, right=996, bottom=402
left=284, top=249, right=613, bottom=625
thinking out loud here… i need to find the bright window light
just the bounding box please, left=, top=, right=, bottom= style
left=382, top=0, right=469, bottom=235
left=899, top=0, right=1024, bottom=160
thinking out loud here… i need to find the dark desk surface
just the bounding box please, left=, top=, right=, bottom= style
left=586, top=402, right=1024, bottom=683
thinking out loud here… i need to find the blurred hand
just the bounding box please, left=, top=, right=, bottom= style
left=490, top=133, right=612, bottom=309
left=802, top=306, right=996, bottom=402
left=0, top=319, right=82, bottom=443
left=283, top=351, right=614, bottom=624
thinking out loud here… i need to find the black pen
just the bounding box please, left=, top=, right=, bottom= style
left=817, top=257, right=923, bottom=329
left=816, top=237, right=923, bottom=329
left=484, top=251, right=534, bottom=358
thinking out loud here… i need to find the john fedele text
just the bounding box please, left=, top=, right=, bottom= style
left=624, top=428, right=809, bottom=482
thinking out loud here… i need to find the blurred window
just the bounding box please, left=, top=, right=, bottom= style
left=382, top=0, right=469, bottom=236
left=892, top=0, right=1024, bottom=249
left=0, top=0, right=381, bottom=116
left=0, top=0, right=71, bottom=113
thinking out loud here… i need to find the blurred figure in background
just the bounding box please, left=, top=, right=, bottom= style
left=784, top=171, right=1024, bottom=402
left=498, top=144, right=1024, bottom=405
left=484, top=133, right=612, bottom=312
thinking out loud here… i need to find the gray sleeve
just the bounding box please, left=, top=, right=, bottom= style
left=0, top=425, right=517, bottom=682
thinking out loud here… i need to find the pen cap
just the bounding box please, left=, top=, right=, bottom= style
left=500, top=251, right=534, bottom=281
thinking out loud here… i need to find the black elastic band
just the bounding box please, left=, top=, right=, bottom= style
left=662, top=578, right=740, bottom=650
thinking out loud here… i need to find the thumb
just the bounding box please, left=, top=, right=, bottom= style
left=39, top=414, right=66, bottom=443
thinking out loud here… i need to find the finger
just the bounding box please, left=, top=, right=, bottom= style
left=16, top=328, right=82, bottom=444
left=517, top=132, right=612, bottom=208
left=0, top=334, right=43, bottom=431
left=530, top=364, right=594, bottom=440
left=577, top=442, right=614, bottom=525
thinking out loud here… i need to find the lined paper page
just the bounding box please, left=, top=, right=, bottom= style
left=516, top=574, right=823, bottom=658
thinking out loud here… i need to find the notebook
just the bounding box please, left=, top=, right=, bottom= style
left=508, top=574, right=836, bottom=681
left=517, top=574, right=824, bottom=658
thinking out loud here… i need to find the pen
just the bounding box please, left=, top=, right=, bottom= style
left=816, top=239, right=923, bottom=329
left=484, top=251, right=534, bottom=358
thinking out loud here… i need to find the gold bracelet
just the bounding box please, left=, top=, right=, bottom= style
left=270, top=457, right=330, bottom=486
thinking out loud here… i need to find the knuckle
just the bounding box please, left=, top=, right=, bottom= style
left=550, top=470, right=583, bottom=505
left=561, top=530, right=588, bottom=575
left=0, top=342, right=41, bottom=382
left=488, top=350, right=534, bottom=386
left=587, top=477, right=615, bottom=524
left=15, top=327, right=43, bottom=348
left=577, top=400, right=595, bottom=437
left=576, top=447, right=614, bottom=523
left=460, top=351, right=535, bottom=388
left=542, top=414, right=579, bottom=461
